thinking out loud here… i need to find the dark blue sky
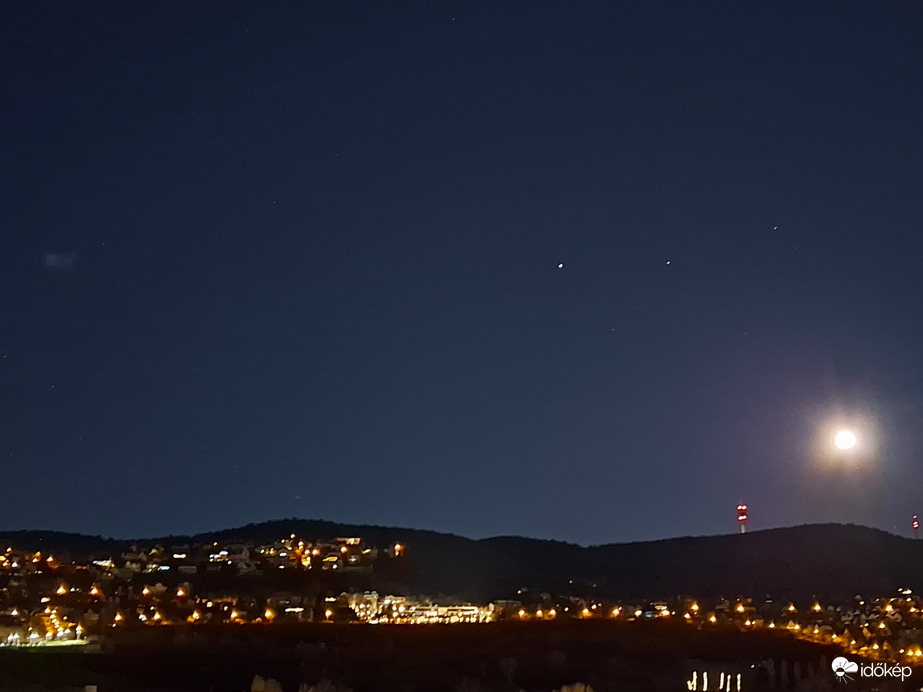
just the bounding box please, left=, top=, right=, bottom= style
left=3, top=2, right=922, bottom=543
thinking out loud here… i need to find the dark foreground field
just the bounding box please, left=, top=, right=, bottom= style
left=0, top=621, right=909, bottom=692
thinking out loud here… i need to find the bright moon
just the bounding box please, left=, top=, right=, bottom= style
left=834, top=429, right=857, bottom=450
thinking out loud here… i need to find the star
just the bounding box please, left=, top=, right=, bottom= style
left=557, top=263, right=564, bottom=269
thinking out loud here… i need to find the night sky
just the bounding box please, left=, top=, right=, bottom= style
left=3, top=3, right=923, bottom=544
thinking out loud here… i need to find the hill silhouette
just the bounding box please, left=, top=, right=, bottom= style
left=1, top=521, right=919, bottom=601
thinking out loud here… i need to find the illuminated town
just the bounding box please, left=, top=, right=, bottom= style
left=2, top=531, right=922, bottom=671
left=0, top=533, right=495, bottom=644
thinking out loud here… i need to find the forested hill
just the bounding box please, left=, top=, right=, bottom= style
left=1, top=521, right=917, bottom=600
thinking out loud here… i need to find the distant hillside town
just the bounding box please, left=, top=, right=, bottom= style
left=0, top=530, right=498, bottom=648
left=2, top=524, right=923, bottom=669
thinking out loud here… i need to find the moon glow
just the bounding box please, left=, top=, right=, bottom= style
left=834, top=429, right=857, bottom=450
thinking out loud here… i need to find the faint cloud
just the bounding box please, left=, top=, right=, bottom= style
left=43, top=251, right=78, bottom=271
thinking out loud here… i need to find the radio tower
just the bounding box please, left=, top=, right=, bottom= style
left=913, top=515, right=919, bottom=540
left=737, top=504, right=748, bottom=534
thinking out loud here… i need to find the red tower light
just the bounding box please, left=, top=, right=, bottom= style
left=737, top=504, right=748, bottom=534
left=913, top=515, right=919, bottom=539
